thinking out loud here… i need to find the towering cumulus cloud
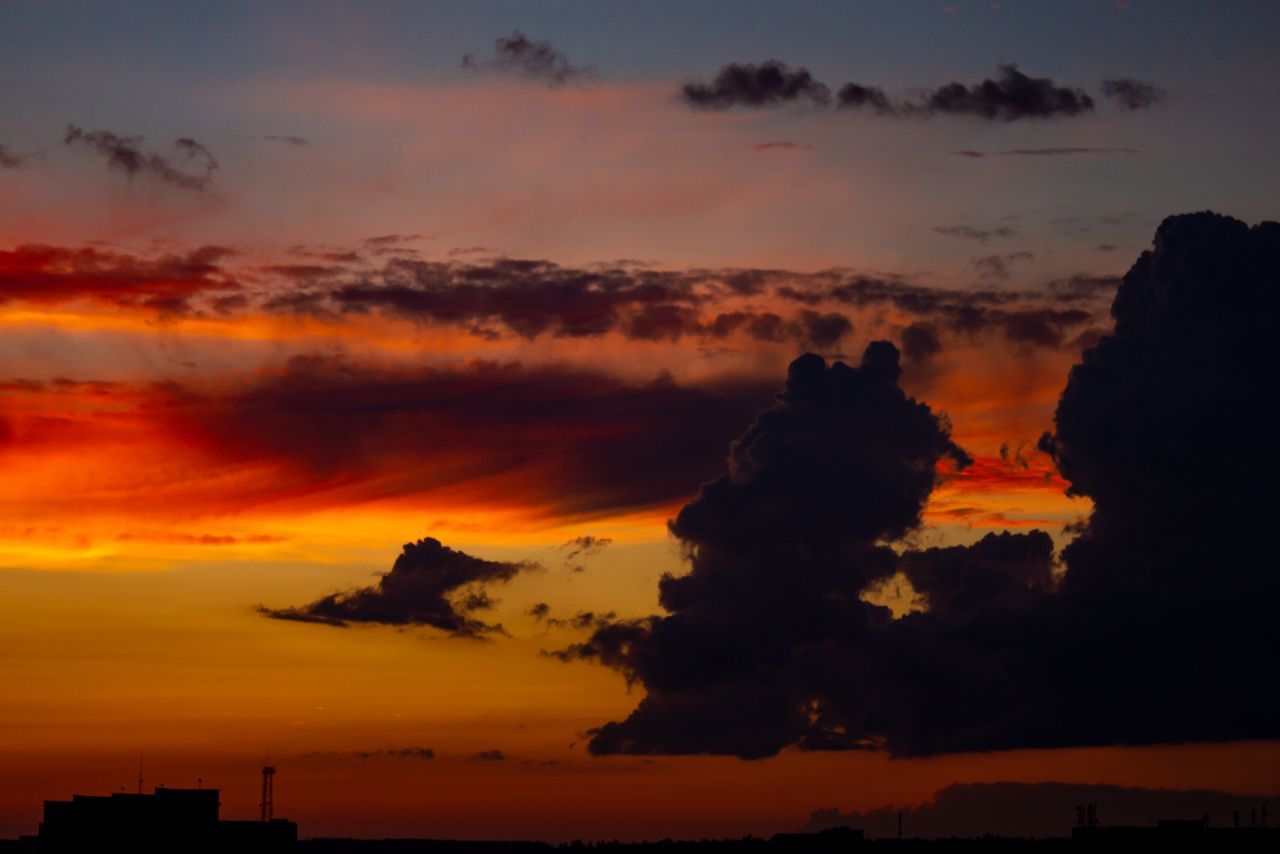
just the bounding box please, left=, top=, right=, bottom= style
left=1034, top=211, right=1280, bottom=746
left=563, top=211, right=1280, bottom=757
left=558, top=343, right=973, bottom=758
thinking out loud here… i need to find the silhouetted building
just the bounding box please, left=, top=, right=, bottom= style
left=38, top=785, right=296, bottom=853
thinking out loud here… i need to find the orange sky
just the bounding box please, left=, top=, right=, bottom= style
left=1, top=232, right=1265, bottom=840
left=4, top=3, right=1280, bottom=838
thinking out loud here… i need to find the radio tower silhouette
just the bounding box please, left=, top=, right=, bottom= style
left=260, top=763, right=275, bottom=822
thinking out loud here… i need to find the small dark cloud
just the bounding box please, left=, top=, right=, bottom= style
left=561, top=535, right=612, bottom=561
left=1050, top=212, right=1141, bottom=230
left=998, top=441, right=1032, bottom=470
left=470, top=749, right=507, bottom=762
left=289, top=247, right=362, bottom=264
left=362, top=234, right=424, bottom=249
left=115, top=531, right=286, bottom=547
left=0, top=144, right=40, bottom=169
left=1100, top=77, right=1165, bottom=110
left=1045, top=274, right=1122, bottom=303
left=751, top=142, right=817, bottom=151
left=973, top=251, right=1034, bottom=280
left=262, top=135, right=309, bottom=146
left=986, top=307, right=1092, bottom=348
left=953, top=147, right=1139, bottom=158
left=900, top=322, right=942, bottom=363
left=917, top=65, right=1094, bottom=119
left=681, top=61, right=831, bottom=110
left=64, top=126, right=218, bottom=190
left=545, top=610, right=618, bottom=632
left=839, top=65, right=1094, bottom=121
left=934, top=225, right=1017, bottom=243
left=799, top=310, right=854, bottom=349
left=260, top=537, right=538, bottom=638
left=461, top=31, right=592, bottom=86
left=258, top=263, right=350, bottom=284
left=354, top=747, right=435, bottom=760
left=1095, top=244, right=1117, bottom=252
left=527, top=602, right=551, bottom=621
left=835, top=83, right=896, bottom=115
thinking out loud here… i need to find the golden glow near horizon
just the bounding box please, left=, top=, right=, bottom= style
left=4, top=1, right=1280, bottom=838
left=0, top=229, right=1152, bottom=840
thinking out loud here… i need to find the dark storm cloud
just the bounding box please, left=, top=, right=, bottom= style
left=933, top=225, right=1017, bottom=243
left=163, top=357, right=778, bottom=518
left=261, top=537, right=537, bottom=638
left=775, top=273, right=1100, bottom=351
left=898, top=530, right=1055, bottom=624
left=325, top=257, right=701, bottom=339
left=952, top=147, right=1140, bottom=158
left=681, top=62, right=831, bottom=110
left=461, top=31, right=592, bottom=86
left=1031, top=211, right=1280, bottom=745
left=64, top=126, right=218, bottom=190
left=838, top=65, right=1094, bottom=120
left=314, top=258, right=853, bottom=347
left=559, top=345, right=973, bottom=758
left=0, top=243, right=238, bottom=311
left=1100, top=77, right=1165, bottom=110
left=0, top=238, right=1100, bottom=353
left=558, top=211, right=1280, bottom=758
left=775, top=274, right=1017, bottom=313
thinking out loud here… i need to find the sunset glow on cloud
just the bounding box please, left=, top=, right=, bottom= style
left=1, top=1, right=1278, bottom=845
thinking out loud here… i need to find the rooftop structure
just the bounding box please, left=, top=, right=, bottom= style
left=38, top=770, right=296, bottom=853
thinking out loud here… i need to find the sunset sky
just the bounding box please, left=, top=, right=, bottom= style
left=2, top=0, right=1279, bottom=842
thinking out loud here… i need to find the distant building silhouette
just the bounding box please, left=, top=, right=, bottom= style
left=770, top=827, right=864, bottom=850
left=38, top=779, right=296, bottom=853
left=1071, top=814, right=1280, bottom=850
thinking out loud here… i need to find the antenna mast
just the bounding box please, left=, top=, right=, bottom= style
left=260, top=764, right=276, bottom=822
